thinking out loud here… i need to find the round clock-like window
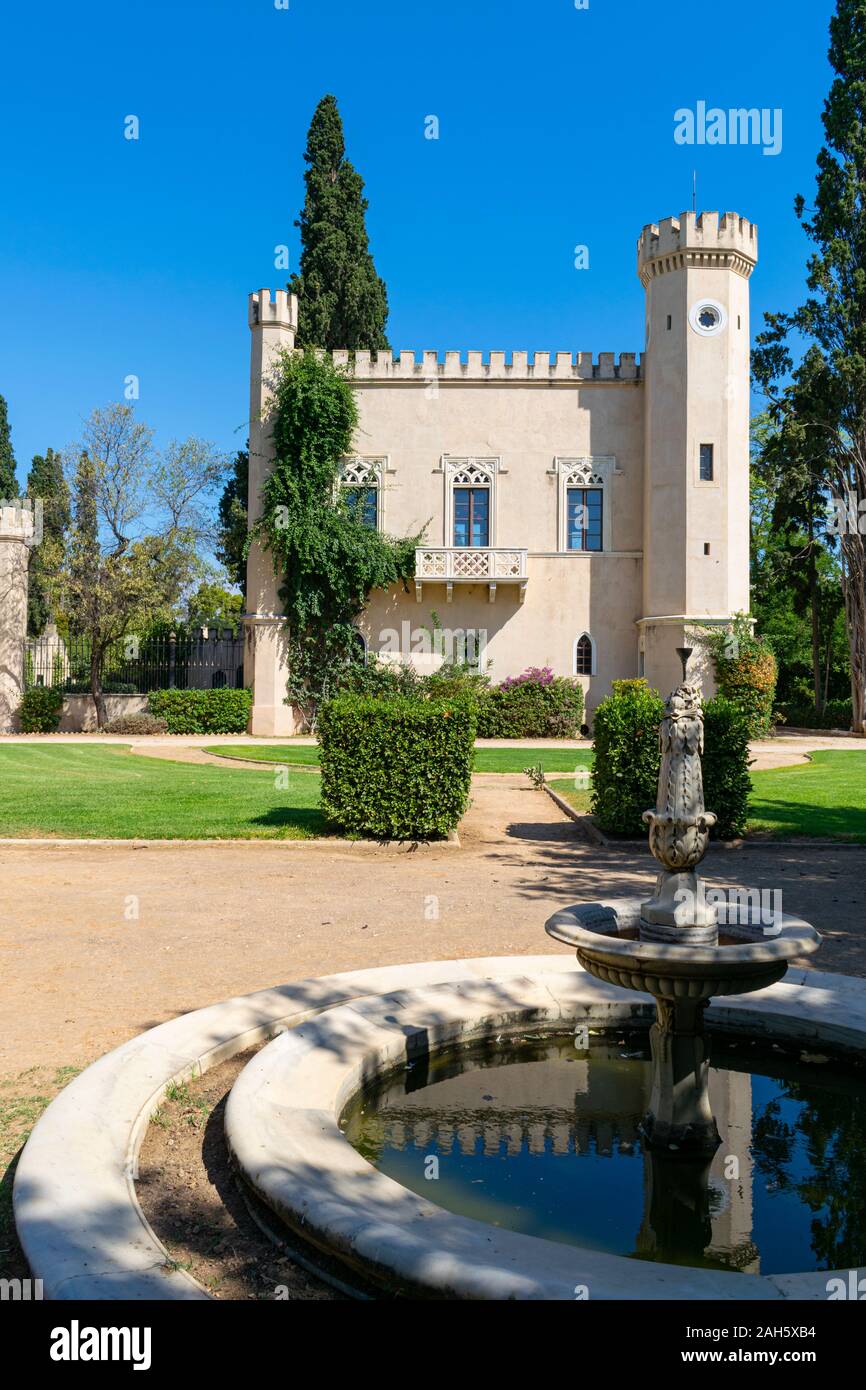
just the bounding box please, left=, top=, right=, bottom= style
left=689, top=299, right=728, bottom=337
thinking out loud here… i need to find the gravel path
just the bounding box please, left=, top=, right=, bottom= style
left=2, top=766, right=864, bottom=1082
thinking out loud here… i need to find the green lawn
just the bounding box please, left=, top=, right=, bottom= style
left=552, top=751, right=866, bottom=843
left=0, top=745, right=325, bottom=839
left=207, top=743, right=595, bottom=776
left=748, top=750, right=866, bottom=842
left=1, top=745, right=864, bottom=844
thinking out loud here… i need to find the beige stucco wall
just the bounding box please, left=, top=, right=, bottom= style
left=245, top=210, right=757, bottom=726
left=0, top=509, right=32, bottom=733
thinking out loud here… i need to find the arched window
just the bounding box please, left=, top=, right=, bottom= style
left=574, top=633, right=595, bottom=676
left=352, top=630, right=368, bottom=667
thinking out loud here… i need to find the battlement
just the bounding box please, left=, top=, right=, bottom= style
left=330, top=349, right=642, bottom=382
left=0, top=499, right=40, bottom=545
left=249, top=288, right=298, bottom=331
left=637, top=211, right=758, bottom=284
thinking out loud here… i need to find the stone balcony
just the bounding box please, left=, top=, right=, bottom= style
left=414, top=547, right=528, bottom=603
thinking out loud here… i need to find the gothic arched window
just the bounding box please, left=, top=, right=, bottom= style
left=574, top=633, right=595, bottom=676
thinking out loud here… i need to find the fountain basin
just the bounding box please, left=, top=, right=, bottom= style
left=545, top=898, right=821, bottom=1002
left=223, top=968, right=863, bottom=1299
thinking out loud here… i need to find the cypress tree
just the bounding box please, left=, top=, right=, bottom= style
left=289, top=95, right=390, bottom=351
left=0, top=394, right=18, bottom=499
left=26, top=448, right=71, bottom=635
left=216, top=447, right=249, bottom=596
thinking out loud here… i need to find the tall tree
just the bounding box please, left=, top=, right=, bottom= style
left=216, top=447, right=249, bottom=596
left=25, top=448, right=71, bottom=635
left=0, top=393, right=18, bottom=499
left=57, top=405, right=222, bottom=727
left=754, top=0, right=866, bottom=729
left=288, top=95, right=390, bottom=351
left=751, top=403, right=844, bottom=710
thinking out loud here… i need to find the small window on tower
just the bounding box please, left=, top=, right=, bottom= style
left=699, top=444, right=714, bottom=482
left=667, top=315, right=672, bottom=330
left=704, top=542, right=711, bottom=555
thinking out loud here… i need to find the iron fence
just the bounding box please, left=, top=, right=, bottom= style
left=25, top=631, right=246, bottom=694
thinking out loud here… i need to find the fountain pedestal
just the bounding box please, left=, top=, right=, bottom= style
left=546, top=672, right=822, bottom=1156
left=643, top=997, right=719, bottom=1153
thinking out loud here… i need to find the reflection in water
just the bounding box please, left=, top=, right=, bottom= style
left=341, top=1031, right=866, bottom=1275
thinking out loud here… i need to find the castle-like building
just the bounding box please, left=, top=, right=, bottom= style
left=244, top=210, right=757, bottom=735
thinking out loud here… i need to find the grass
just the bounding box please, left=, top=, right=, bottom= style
left=550, top=751, right=866, bottom=843
left=0, top=1065, right=81, bottom=1277
left=545, top=778, right=593, bottom=815
left=748, top=750, right=866, bottom=842
left=0, top=745, right=326, bottom=840
left=207, top=743, right=595, bottom=776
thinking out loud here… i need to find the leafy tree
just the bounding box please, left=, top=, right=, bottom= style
left=0, top=393, right=18, bottom=499
left=753, top=0, right=866, bottom=728
left=750, top=411, right=846, bottom=710
left=25, top=448, right=71, bottom=635
left=253, top=350, right=418, bottom=726
left=56, top=405, right=222, bottom=727
left=216, top=447, right=248, bottom=595
left=186, top=580, right=244, bottom=633
left=288, top=95, right=390, bottom=351
left=688, top=613, right=778, bottom=737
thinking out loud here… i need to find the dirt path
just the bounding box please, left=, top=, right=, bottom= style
left=2, top=765, right=865, bottom=1084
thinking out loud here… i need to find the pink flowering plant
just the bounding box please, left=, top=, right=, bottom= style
left=478, top=665, right=584, bottom=737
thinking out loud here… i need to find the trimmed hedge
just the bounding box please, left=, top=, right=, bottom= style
left=777, top=699, right=853, bottom=731
left=477, top=669, right=584, bottom=738
left=590, top=679, right=664, bottom=835
left=147, top=688, right=252, bottom=734
left=18, top=687, right=64, bottom=733
left=342, top=660, right=584, bottom=739
left=590, top=679, right=752, bottom=839
left=103, top=713, right=169, bottom=735
left=318, top=694, right=476, bottom=839
left=703, top=696, right=752, bottom=840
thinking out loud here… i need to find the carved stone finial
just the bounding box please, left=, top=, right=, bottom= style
left=640, top=681, right=718, bottom=940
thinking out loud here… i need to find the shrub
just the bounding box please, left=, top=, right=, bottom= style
left=703, top=696, right=752, bottom=840
left=318, top=694, right=476, bottom=839
left=777, top=698, right=853, bottom=731
left=147, top=688, right=252, bottom=734
left=340, top=657, right=425, bottom=700
left=689, top=614, right=777, bottom=738
left=591, top=680, right=753, bottom=840
left=103, top=713, right=169, bottom=735
left=18, top=687, right=64, bottom=733
left=476, top=667, right=584, bottom=738
left=591, top=679, right=664, bottom=835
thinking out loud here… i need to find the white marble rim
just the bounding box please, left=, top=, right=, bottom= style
left=13, top=953, right=866, bottom=1301
left=225, top=967, right=865, bottom=1302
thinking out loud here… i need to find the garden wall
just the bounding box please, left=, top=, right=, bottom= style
left=58, top=694, right=148, bottom=733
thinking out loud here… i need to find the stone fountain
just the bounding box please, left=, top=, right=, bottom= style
left=546, top=654, right=821, bottom=1155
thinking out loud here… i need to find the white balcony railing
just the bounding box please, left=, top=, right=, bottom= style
left=414, top=547, right=528, bottom=602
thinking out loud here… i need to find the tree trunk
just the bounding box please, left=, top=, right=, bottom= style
left=808, top=522, right=822, bottom=711
left=841, top=531, right=866, bottom=733
left=90, top=646, right=107, bottom=730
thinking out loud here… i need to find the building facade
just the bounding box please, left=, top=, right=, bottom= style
left=244, top=210, right=757, bottom=736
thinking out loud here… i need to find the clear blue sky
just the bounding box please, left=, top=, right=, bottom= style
left=0, top=0, right=838, bottom=486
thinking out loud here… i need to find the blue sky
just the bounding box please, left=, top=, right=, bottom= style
left=0, top=0, right=838, bottom=488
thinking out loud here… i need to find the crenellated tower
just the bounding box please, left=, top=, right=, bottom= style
left=0, top=501, right=37, bottom=731
left=637, top=211, right=758, bottom=694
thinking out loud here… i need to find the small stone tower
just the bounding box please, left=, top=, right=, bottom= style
left=244, top=289, right=298, bottom=736
left=0, top=501, right=37, bottom=732
left=637, top=211, right=758, bottom=693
